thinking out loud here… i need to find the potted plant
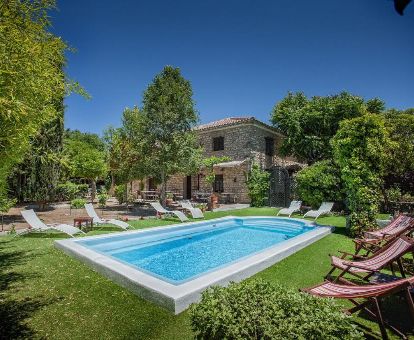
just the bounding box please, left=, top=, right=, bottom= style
left=196, top=203, right=207, bottom=212
left=166, top=192, right=174, bottom=206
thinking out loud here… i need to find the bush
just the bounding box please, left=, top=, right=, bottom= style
left=70, top=198, right=86, bottom=209
left=56, top=182, right=79, bottom=201
left=332, top=114, right=390, bottom=236
left=114, top=184, right=127, bottom=204
left=190, top=280, right=362, bottom=340
left=97, top=191, right=109, bottom=208
left=77, top=183, right=89, bottom=197
left=296, top=160, right=344, bottom=208
left=385, top=186, right=402, bottom=202
left=56, top=182, right=89, bottom=201
left=246, top=163, right=270, bottom=207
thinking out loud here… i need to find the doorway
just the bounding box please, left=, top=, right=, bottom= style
left=185, top=175, right=192, bottom=199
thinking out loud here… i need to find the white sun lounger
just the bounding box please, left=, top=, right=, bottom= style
left=303, top=202, right=334, bottom=220
left=150, top=202, right=189, bottom=222
left=179, top=200, right=204, bottom=219
left=84, top=203, right=130, bottom=230
left=20, top=209, right=84, bottom=237
left=277, top=200, right=302, bottom=217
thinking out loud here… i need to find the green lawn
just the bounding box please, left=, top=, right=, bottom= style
left=0, top=208, right=409, bottom=339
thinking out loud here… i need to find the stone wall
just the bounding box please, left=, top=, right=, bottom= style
left=129, top=121, right=301, bottom=204
left=197, top=123, right=284, bottom=170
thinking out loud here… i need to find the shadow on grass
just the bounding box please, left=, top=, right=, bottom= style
left=0, top=297, right=57, bottom=339
left=0, top=239, right=55, bottom=339
left=22, top=232, right=71, bottom=239
left=328, top=275, right=414, bottom=338
left=353, top=293, right=414, bottom=338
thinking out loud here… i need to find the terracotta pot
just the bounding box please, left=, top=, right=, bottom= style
left=210, top=194, right=218, bottom=209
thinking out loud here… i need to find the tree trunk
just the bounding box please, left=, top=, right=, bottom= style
left=160, top=170, right=166, bottom=206
left=90, top=179, right=97, bottom=202
left=109, top=172, right=115, bottom=196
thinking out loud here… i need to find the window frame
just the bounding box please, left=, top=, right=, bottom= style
left=265, top=137, right=275, bottom=156
left=213, top=174, right=224, bottom=193
left=212, top=136, right=224, bottom=151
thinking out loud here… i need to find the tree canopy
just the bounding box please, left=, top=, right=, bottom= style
left=8, top=109, right=64, bottom=205
left=332, top=114, right=391, bottom=235
left=121, top=66, right=202, bottom=204
left=271, top=92, right=369, bottom=164
left=64, top=132, right=107, bottom=201
left=0, top=0, right=69, bottom=198
left=0, top=0, right=86, bottom=202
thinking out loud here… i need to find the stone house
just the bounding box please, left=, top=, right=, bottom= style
left=132, top=117, right=301, bottom=204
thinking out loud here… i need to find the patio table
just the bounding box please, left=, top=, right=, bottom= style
left=141, top=191, right=159, bottom=201
left=220, top=192, right=236, bottom=204
left=194, top=192, right=210, bottom=203
left=73, top=216, right=93, bottom=232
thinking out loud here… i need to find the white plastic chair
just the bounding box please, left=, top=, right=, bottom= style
left=20, top=209, right=84, bottom=237
left=84, top=203, right=130, bottom=230
left=179, top=200, right=204, bottom=219
left=277, top=201, right=302, bottom=217
left=150, top=202, right=189, bottom=222
left=303, top=202, right=334, bottom=220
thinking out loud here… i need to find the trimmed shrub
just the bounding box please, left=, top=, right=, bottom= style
left=114, top=184, right=127, bottom=204
left=77, top=183, right=89, bottom=197
left=246, top=163, right=270, bottom=207
left=70, top=198, right=86, bottom=209
left=296, top=160, right=344, bottom=208
left=97, top=191, right=109, bottom=208
left=190, top=280, right=362, bottom=340
left=56, top=182, right=89, bottom=201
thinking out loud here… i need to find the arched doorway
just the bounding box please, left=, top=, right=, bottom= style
left=268, top=165, right=291, bottom=207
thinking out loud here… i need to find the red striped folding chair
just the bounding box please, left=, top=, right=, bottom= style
left=302, top=277, right=414, bottom=339
left=353, top=215, right=414, bottom=256
left=326, top=236, right=414, bottom=282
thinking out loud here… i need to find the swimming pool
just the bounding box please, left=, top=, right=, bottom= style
left=55, top=216, right=331, bottom=313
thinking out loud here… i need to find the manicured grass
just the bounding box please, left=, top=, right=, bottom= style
left=0, top=208, right=409, bottom=339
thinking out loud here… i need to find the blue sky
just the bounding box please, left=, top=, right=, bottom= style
left=51, top=0, right=414, bottom=134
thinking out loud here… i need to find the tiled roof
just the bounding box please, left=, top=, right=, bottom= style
left=195, top=116, right=284, bottom=134
left=195, top=117, right=255, bottom=130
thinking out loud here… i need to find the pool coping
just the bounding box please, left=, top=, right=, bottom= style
left=55, top=216, right=332, bottom=314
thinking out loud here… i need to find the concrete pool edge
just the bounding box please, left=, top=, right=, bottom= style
left=55, top=217, right=332, bottom=314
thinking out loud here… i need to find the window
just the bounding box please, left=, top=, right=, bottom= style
left=265, top=137, right=274, bottom=156
left=213, top=136, right=224, bottom=151
left=213, top=174, right=224, bottom=193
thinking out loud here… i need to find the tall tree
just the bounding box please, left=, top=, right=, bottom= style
left=103, top=126, right=127, bottom=194
left=64, top=132, right=107, bottom=201
left=0, top=0, right=66, bottom=199
left=9, top=100, right=64, bottom=206
left=117, top=107, right=149, bottom=184
left=382, top=112, right=414, bottom=195
left=127, top=66, right=201, bottom=205
left=332, top=114, right=391, bottom=236
left=0, top=0, right=85, bottom=201
left=271, top=92, right=367, bottom=164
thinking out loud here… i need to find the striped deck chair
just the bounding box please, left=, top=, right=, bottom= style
left=353, top=215, right=414, bottom=255
left=326, top=236, right=414, bottom=282
left=302, top=277, right=414, bottom=339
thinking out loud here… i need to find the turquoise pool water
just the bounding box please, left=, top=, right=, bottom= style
left=78, top=217, right=313, bottom=284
